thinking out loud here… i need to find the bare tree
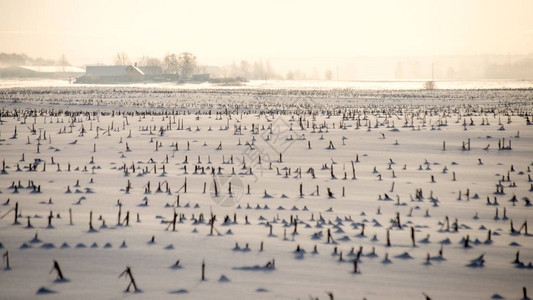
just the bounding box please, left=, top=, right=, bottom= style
left=239, top=60, right=252, bottom=79
left=423, top=81, right=436, bottom=90
left=324, top=69, right=334, bottom=81
left=138, top=55, right=162, bottom=67
left=287, top=69, right=305, bottom=80
left=254, top=60, right=264, bottom=80
left=286, top=70, right=295, bottom=80
left=58, top=54, right=70, bottom=73
left=163, top=53, right=178, bottom=75
left=229, top=61, right=238, bottom=78
left=58, top=54, right=70, bottom=67
left=114, top=51, right=131, bottom=66
left=265, top=60, right=274, bottom=80
left=177, top=52, right=197, bottom=80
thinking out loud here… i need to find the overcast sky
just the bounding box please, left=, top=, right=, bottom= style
left=1, top=0, right=532, bottom=65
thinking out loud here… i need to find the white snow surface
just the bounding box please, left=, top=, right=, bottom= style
left=0, top=86, right=532, bottom=299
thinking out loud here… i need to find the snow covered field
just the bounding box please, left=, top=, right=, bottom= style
left=0, top=86, right=532, bottom=299
left=2, top=78, right=533, bottom=90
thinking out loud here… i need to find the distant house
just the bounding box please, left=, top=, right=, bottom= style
left=0, top=65, right=85, bottom=79
left=199, top=66, right=223, bottom=78
left=86, top=65, right=144, bottom=78
left=191, top=73, right=210, bottom=82
left=78, top=65, right=145, bottom=83
left=138, top=66, right=162, bottom=76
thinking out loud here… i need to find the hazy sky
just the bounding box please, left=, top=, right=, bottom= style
left=1, top=0, right=532, bottom=65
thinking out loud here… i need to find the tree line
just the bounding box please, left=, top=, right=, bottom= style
left=1, top=51, right=335, bottom=81
left=115, top=51, right=198, bottom=80
left=0, top=53, right=69, bottom=67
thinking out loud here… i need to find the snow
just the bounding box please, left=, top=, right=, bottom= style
left=0, top=85, right=532, bottom=299
left=1, top=79, right=533, bottom=90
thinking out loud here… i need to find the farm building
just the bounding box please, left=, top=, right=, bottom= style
left=191, top=73, right=210, bottom=81
left=77, top=65, right=166, bottom=83
left=82, top=65, right=144, bottom=83
left=138, top=66, right=162, bottom=76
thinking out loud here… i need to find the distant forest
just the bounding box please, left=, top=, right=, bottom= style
left=0, top=52, right=69, bottom=67
left=2, top=51, right=533, bottom=80
left=485, top=58, right=533, bottom=80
